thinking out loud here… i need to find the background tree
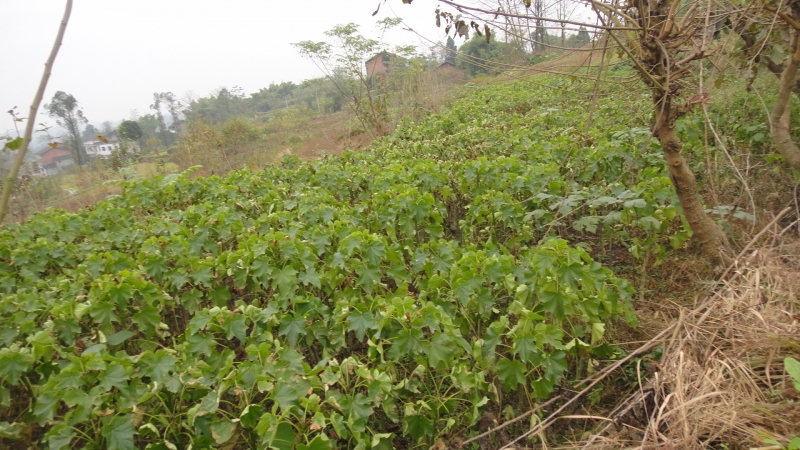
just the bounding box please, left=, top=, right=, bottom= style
left=445, top=36, right=458, bottom=64
left=159, top=91, right=183, bottom=131
left=45, top=91, right=88, bottom=165
left=80, top=123, right=98, bottom=141
left=727, top=3, right=800, bottom=172
left=119, top=120, right=143, bottom=142
left=150, top=93, right=168, bottom=140
left=456, top=33, right=507, bottom=77
left=575, top=26, right=590, bottom=46
left=101, top=120, right=114, bottom=135
left=135, top=113, right=161, bottom=153
left=295, top=23, right=389, bottom=137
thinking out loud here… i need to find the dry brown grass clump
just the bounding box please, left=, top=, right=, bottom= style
left=581, top=244, right=799, bottom=449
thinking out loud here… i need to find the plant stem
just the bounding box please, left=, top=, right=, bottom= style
left=0, top=0, right=73, bottom=224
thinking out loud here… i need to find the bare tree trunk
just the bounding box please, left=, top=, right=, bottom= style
left=655, top=102, right=732, bottom=261
left=0, top=0, right=72, bottom=224
left=627, top=0, right=734, bottom=263
left=769, top=32, right=800, bottom=172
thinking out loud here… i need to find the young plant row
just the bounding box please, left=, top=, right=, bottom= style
left=1, top=77, right=683, bottom=449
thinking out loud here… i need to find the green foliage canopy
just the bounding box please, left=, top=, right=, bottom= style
left=0, top=76, right=698, bottom=449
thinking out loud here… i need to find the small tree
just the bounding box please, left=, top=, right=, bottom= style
left=119, top=120, right=143, bottom=141
left=0, top=0, right=72, bottom=224
left=728, top=3, right=800, bottom=172
left=294, top=22, right=394, bottom=137
left=445, top=36, right=458, bottom=64
left=46, top=91, right=88, bottom=165
left=81, top=123, right=98, bottom=141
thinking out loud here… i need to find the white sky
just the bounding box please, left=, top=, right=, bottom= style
left=1, top=0, right=447, bottom=134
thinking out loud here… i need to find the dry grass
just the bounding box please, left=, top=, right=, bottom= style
left=538, top=238, right=800, bottom=450
left=615, top=256, right=796, bottom=449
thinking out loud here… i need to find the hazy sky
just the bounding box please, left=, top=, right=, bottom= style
left=1, top=0, right=447, bottom=135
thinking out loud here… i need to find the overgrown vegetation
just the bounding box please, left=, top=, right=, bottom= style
left=0, top=75, right=730, bottom=449
left=3, top=0, right=800, bottom=447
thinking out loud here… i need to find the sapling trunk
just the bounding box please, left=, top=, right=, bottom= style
left=769, top=31, right=800, bottom=172
left=654, top=107, right=732, bottom=262
left=0, top=0, right=73, bottom=224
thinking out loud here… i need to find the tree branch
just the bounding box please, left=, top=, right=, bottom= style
left=0, top=0, right=73, bottom=224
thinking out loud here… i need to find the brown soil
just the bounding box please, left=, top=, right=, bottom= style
left=290, top=113, right=373, bottom=160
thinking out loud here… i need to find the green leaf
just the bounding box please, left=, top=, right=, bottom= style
left=240, top=404, right=265, bottom=428
left=390, top=328, right=424, bottom=358
left=341, top=393, right=373, bottom=421
left=591, top=322, right=605, bottom=345
left=623, top=198, right=647, bottom=208
left=279, top=314, right=306, bottom=347
left=191, top=263, right=214, bottom=287
left=355, top=263, right=381, bottom=294
left=0, top=348, right=34, bottom=384
left=258, top=419, right=296, bottom=450
left=299, top=267, right=322, bottom=288
left=251, top=256, right=273, bottom=279
left=572, top=215, right=600, bottom=233
left=209, top=285, right=231, bottom=307
left=187, top=332, right=214, bottom=357
left=4, top=137, right=22, bottom=151
left=496, top=357, right=526, bottom=390
left=346, top=310, right=377, bottom=341
left=531, top=375, right=556, bottom=398
left=33, top=391, right=60, bottom=422
left=452, top=277, right=477, bottom=306
left=556, top=263, right=584, bottom=289
left=512, top=335, right=540, bottom=364
left=539, top=290, right=567, bottom=318
left=193, top=391, right=219, bottom=418
left=425, top=332, right=455, bottom=369
left=106, top=330, right=135, bottom=346
left=102, top=415, right=136, bottom=450
left=298, top=435, right=332, bottom=450
left=188, top=310, right=212, bottom=335
left=274, top=266, right=298, bottom=296
left=785, top=357, right=800, bottom=392
left=0, top=421, right=24, bottom=440
left=403, top=414, right=433, bottom=440
left=27, top=330, right=55, bottom=359
left=138, top=350, right=176, bottom=383
left=132, top=306, right=161, bottom=338
left=362, top=239, right=386, bottom=266
left=222, top=314, right=248, bottom=341
left=543, top=350, right=568, bottom=380
left=169, top=269, right=190, bottom=290
left=210, top=419, right=236, bottom=444
left=273, top=382, right=300, bottom=413
left=107, top=283, right=134, bottom=306
left=89, top=301, right=118, bottom=326
left=47, top=424, right=74, bottom=449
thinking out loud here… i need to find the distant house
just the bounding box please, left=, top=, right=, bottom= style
left=365, top=52, right=398, bottom=79
left=38, top=146, right=74, bottom=175
left=84, top=133, right=122, bottom=160
left=435, top=62, right=466, bottom=82
left=27, top=159, right=46, bottom=177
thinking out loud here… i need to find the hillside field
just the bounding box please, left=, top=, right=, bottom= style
left=1, top=75, right=797, bottom=449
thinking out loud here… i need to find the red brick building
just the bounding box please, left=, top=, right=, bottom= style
left=435, top=62, right=466, bottom=82
left=365, top=52, right=397, bottom=79
left=38, top=146, right=74, bottom=175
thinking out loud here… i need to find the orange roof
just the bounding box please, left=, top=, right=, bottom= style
left=39, top=148, right=72, bottom=166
